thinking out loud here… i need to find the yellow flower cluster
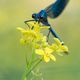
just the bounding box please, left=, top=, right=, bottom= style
left=17, top=22, right=69, bottom=63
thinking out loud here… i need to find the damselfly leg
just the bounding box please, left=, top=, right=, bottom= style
left=47, top=30, right=50, bottom=42
left=24, top=20, right=36, bottom=28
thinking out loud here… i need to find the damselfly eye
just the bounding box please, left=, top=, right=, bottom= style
left=32, top=14, right=36, bottom=18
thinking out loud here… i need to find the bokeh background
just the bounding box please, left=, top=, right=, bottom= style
left=0, top=0, right=80, bottom=80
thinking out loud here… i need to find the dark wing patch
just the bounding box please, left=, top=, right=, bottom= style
left=45, top=0, right=69, bottom=18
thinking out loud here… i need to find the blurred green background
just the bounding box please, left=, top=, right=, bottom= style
left=0, top=0, right=80, bottom=80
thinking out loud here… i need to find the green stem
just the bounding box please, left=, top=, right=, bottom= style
left=28, top=47, right=35, bottom=69
left=32, top=58, right=39, bottom=64
left=26, top=58, right=42, bottom=77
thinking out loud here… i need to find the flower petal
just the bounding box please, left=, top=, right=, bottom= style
left=50, top=44, right=58, bottom=51
left=49, top=54, right=56, bottom=61
left=45, top=47, right=53, bottom=54
left=54, top=38, right=62, bottom=45
left=44, top=55, right=50, bottom=62
left=17, top=27, right=26, bottom=33
left=35, top=49, right=44, bottom=55
left=61, top=45, right=68, bottom=52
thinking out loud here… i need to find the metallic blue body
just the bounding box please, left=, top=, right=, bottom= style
left=38, top=10, right=47, bottom=19
left=41, top=21, right=63, bottom=43
left=49, top=26, right=63, bottom=43
left=31, top=0, right=69, bottom=43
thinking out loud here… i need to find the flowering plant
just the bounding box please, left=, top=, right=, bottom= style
left=17, top=21, right=69, bottom=80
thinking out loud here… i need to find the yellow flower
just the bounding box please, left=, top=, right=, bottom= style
left=35, top=47, right=56, bottom=62
left=53, top=38, right=69, bottom=54
left=17, top=22, right=51, bottom=46
left=17, top=27, right=43, bottom=44
left=41, top=36, right=49, bottom=47
left=26, top=22, right=41, bottom=32
left=26, top=22, right=50, bottom=32
left=60, top=45, right=69, bottom=53
left=17, top=27, right=27, bottom=33
left=18, top=21, right=69, bottom=63
left=54, top=38, right=63, bottom=45
left=34, top=36, right=49, bottom=49
left=50, top=44, right=58, bottom=51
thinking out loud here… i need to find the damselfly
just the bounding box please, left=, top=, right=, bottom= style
left=25, top=0, right=69, bottom=45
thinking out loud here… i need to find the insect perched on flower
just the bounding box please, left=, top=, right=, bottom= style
left=25, top=0, right=69, bottom=45
left=17, top=1, right=69, bottom=79
left=18, top=0, right=69, bottom=62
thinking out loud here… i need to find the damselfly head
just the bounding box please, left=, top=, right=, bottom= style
left=32, top=13, right=37, bottom=19
left=32, top=10, right=48, bottom=23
